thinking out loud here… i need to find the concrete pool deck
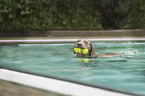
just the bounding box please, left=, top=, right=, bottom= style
left=0, top=79, right=64, bottom=96
left=0, top=29, right=145, bottom=40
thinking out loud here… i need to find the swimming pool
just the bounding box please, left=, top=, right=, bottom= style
left=0, top=39, right=145, bottom=95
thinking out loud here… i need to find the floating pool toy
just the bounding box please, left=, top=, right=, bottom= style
left=74, top=48, right=88, bottom=54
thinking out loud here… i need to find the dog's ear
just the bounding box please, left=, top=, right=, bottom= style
left=90, top=43, right=97, bottom=57
left=74, top=44, right=76, bottom=54
left=74, top=50, right=76, bottom=54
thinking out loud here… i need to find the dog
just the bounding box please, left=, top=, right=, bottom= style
left=74, top=39, right=122, bottom=58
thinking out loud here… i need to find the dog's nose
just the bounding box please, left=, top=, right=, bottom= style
left=77, top=43, right=82, bottom=46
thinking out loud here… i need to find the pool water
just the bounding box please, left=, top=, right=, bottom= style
left=0, top=42, right=145, bottom=95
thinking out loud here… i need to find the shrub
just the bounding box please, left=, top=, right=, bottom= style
left=0, top=0, right=51, bottom=31
left=0, top=0, right=144, bottom=32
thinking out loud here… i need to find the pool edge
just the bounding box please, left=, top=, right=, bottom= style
left=0, top=66, right=143, bottom=96
left=0, top=38, right=145, bottom=44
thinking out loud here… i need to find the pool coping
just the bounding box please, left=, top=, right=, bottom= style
left=0, top=66, right=143, bottom=96
left=0, top=38, right=145, bottom=44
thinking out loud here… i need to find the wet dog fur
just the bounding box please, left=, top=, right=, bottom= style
left=74, top=39, right=122, bottom=58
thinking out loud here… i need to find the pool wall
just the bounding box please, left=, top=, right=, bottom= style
left=0, top=68, right=138, bottom=96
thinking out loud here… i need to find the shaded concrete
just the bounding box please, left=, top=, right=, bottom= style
left=48, top=29, right=145, bottom=37
left=0, top=29, right=144, bottom=37
left=0, top=80, right=66, bottom=96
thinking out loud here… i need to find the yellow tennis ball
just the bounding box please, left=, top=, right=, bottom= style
left=74, top=48, right=81, bottom=53
left=82, top=48, right=88, bottom=54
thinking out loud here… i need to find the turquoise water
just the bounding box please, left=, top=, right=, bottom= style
left=0, top=42, right=145, bottom=95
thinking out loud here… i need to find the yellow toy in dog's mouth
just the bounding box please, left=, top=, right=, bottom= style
left=74, top=48, right=81, bottom=53
left=82, top=48, right=88, bottom=54
left=74, top=48, right=88, bottom=54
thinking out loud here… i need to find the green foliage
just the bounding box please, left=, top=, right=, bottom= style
left=49, top=0, right=100, bottom=30
left=127, top=0, right=145, bottom=28
left=0, top=0, right=51, bottom=31
left=94, top=0, right=138, bottom=29
left=0, top=0, right=144, bottom=32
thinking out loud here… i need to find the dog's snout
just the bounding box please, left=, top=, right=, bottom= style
left=77, top=43, right=82, bottom=46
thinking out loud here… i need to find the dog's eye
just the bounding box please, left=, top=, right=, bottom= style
left=77, top=40, right=80, bottom=42
left=84, top=41, right=88, bottom=44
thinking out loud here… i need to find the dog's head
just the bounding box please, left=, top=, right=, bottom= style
left=74, top=39, right=96, bottom=57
